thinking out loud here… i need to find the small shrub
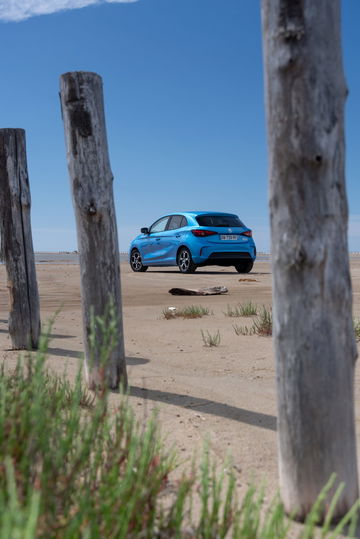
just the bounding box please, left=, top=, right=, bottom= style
left=225, top=301, right=258, bottom=318
left=224, top=304, right=242, bottom=318
left=233, top=324, right=255, bottom=336
left=0, top=354, right=181, bottom=537
left=180, top=305, right=210, bottom=318
left=233, top=306, right=272, bottom=337
left=252, top=306, right=272, bottom=336
left=198, top=449, right=237, bottom=537
left=240, top=301, right=258, bottom=316
left=163, top=305, right=210, bottom=319
left=88, top=300, right=119, bottom=370
left=201, top=329, right=221, bottom=347
left=354, top=319, right=360, bottom=342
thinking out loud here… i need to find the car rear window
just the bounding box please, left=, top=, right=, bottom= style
left=195, top=215, right=245, bottom=227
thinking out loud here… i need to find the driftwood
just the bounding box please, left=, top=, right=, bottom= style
left=60, top=71, right=127, bottom=390
left=169, top=286, right=228, bottom=296
left=262, top=0, right=358, bottom=519
left=0, top=129, right=40, bottom=349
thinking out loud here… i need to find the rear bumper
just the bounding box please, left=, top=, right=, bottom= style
left=193, top=247, right=256, bottom=266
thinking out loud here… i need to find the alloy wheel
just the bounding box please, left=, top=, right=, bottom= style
left=131, top=250, right=143, bottom=271
left=179, top=249, right=190, bottom=272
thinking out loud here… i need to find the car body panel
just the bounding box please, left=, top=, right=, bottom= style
left=129, top=211, right=256, bottom=271
left=141, top=229, right=183, bottom=264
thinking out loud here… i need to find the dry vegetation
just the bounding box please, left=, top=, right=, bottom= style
left=1, top=330, right=359, bottom=537
left=233, top=306, right=272, bottom=337
left=162, top=305, right=210, bottom=320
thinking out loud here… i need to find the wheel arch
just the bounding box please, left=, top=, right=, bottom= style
left=130, top=245, right=143, bottom=256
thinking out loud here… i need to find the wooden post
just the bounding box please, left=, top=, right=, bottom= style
left=0, top=129, right=40, bottom=349
left=261, top=0, right=358, bottom=519
left=60, top=71, right=127, bottom=390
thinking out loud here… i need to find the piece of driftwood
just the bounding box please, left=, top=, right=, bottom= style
left=0, top=129, right=40, bottom=349
left=60, top=71, right=127, bottom=390
left=169, top=286, right=228, bottom=296
left=262, top=0, right=358, bottom=519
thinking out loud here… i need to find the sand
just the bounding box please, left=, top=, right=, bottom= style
left=1, top=258, right=360, bottom=499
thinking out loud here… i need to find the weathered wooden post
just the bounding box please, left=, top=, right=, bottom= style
left=60, top=72, right=127, bottom=390
left=0, top=129, right=40, bottom=349
left=262, top=0, right=358, bottom=519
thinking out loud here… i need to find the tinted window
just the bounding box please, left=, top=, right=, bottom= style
left=150, top=217, right=169, bottom=233
left=168, top=215, right=187, bottom=230
left=195, top=214, right=244, bottom=227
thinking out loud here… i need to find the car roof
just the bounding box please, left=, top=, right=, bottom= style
left=158, top=211, right=238, bottom=219
left=185, top=211, right=238, bottom=217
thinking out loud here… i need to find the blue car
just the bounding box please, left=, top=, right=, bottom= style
left=129, top=211, right=256, bottom=274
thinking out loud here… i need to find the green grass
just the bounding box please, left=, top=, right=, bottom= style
left=233, top=306, right=272, bottom=337
left=0, top=350, right=181, bottom=536
left=224, top=301, right=258, bottom=318
left=162, top=305, right=210, bottom=319
left=354, top=319, right=360, bottom=342
left=1, top=316, right=359, bottom=537
left=1, top=350, right=359, bottom=537
left=252, top=306, right=272, bottom=336
left=233, top=323, right=256, bottom=336
left=201, top=329, right=221, bottom=347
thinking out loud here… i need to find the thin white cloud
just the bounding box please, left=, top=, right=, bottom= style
left=0, top=0, right=138, bottom=22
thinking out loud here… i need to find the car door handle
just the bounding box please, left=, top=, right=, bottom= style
left=175, top=234, right=181, bottom=238
left=156, top=238, right=161, bottom=241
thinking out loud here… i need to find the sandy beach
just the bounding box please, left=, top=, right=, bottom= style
left=1, top=257, right=360, bottom=499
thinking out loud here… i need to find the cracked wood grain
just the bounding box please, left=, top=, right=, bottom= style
left=0, top=129, right=40, bottom=349
left=60, top=72, right=127, bottom=390
left=262, top=0, right=358, bottom=520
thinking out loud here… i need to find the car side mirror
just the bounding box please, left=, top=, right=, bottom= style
left=141, top=227, right=149, bottom=234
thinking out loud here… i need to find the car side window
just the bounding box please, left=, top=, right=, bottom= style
left=180, top=216, right=188, bottom=228
left=167, top=215, right=184, bottom=230
left=150, top=217, right=169, bottom=233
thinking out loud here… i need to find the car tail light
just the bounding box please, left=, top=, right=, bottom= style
left=191, top=229, right=217, bottom=237
left=241, top=230, right=252, bottom=237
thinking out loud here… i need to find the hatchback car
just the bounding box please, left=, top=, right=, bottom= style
left=129, top=211, right=256, bottom=274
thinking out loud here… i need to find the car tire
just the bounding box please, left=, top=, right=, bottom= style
left=177, top=247, right=197, bottom=274
left=235, top=260, right=254, bottom=273
left=130, top=249, right=148, bottom=272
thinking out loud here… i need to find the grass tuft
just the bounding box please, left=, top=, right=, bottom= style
left=233, top=324, right=255, bottom=336
left=224, top=301, right=258, bottom=317
left=233, top=305, right=272, bottom=337
left=201, top=329, right=221, bottom=347
left=163, top=305, right=210, bottom=319
left=252, top=306, right=272, bottom=336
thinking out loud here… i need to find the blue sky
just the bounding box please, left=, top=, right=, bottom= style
left=0, top=0, right=359, bottom=252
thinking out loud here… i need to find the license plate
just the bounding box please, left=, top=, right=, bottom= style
left=220, top=235, right=238, bottom=240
